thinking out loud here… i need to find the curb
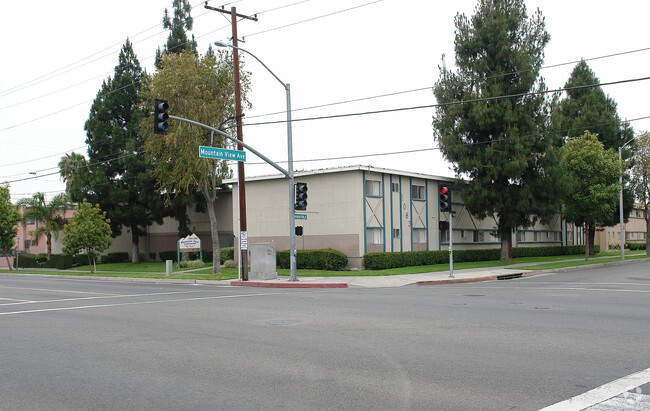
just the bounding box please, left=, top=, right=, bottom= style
left=417, top=275, right=498, bottom=286
left=230, top=281, right=348, bottom=288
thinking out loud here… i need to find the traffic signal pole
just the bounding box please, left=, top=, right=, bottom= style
left=449, top=209, right=454, bottom=278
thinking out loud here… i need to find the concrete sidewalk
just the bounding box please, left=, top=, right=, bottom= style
left=231, top=267, right=535, bottom=288
left=231, top=257, right=650, bottom=288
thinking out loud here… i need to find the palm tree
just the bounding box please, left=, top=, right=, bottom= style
left=16, top=193, right=68, bottom=260
left=58, top=152, right=87, bottom=196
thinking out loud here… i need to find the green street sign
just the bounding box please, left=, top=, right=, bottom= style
left=295, top=214, right=307, bottom=220
left=199, top=146, right=246, bottom=162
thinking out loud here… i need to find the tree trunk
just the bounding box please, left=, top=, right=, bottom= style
left=131, top=229, right=140, bottom=264
left=500, top=230, right=513, bottom=261
left=88, top=251, right=94, bottom=273
left=4, top=251, right=12, bottom=271
left=588, top=226, right=596, bottom=255
left=646, top=210, right=649, bottom=256
left=584, top=223, right=590, bottom=261
left=202, top=188, right=221, bottom=275
left=46, top=234, right=52, bottom=261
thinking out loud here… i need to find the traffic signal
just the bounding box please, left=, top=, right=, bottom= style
left=295, top=226, right=304, bottom=236
left=439, top=184, right=452, bottom=213
left=439, top=221, right=449, bottom=231
left=295, top=182, right=308, bottom=211
left=153, top=99, right=169, bottom=135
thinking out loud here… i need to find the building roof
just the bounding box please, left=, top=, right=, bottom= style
left=223, top=165, right=455, bottom=184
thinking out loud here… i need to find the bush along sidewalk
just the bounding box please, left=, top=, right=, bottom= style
left=277, top=249, right=348, bottom=270
left=363, top=245, right=600, bottom=270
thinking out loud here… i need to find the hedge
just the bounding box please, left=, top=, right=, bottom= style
left=158, top=247, right=233, bottom=264
left=15, top=253, right=74, bottom=269
left=42, top=254, right=75, bottom=270
left=627, top=242, right=647, bottom=251
left=277, top=248, right=348, bottom=270
left=15, top=253, right=47, bottom=268
left=363, top=245, right=600, bottom=270
left=101, top=252, right=129, bottom=264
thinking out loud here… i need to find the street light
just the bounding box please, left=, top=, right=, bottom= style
left=215, top=41, right=299, bottom=281
left=619, top=137, right=635, bottom=259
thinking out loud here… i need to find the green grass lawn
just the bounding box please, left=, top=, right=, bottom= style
left=1, top=251, right=647, bottom=279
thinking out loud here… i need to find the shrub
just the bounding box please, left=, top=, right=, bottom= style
left=159, top=247, right=232, bottom=263
left=159, top=250, right=178, bottom=262
left=277, top=248, right=348, bottom=270
left=223, top=259, right=236, bottom=268
left=220, top=247, right=234, bottom=264
left=363, top=245, right=598, bottom=270
left=626, top=242, right=647, bottom=251
left=179, top=259, right=205, bottom=269
left=15, top=253, right=46, bottom=268
left=41, top=254, right=74, bottom=270
left=102, top=252, right=129, bottom=264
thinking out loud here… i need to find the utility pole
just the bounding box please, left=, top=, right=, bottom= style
left=205, top=3, right=257, bottom=280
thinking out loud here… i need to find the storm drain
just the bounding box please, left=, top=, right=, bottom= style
left=496, top=273, right=523, bottom=280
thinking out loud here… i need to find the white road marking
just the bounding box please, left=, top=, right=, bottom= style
left=0, top=290, right=208, bottom=307
left=540, top=367, right=650, bottom=410
left=0, top=292, right=288, bottom=316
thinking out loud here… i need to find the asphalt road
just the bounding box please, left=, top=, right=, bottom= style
left=1, top=263, right=649, bottom=410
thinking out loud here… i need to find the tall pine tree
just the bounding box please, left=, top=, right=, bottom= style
left=433, top=0, right=565, bottom=260
left=155, top=0, right=198, bottom=69
left=552, top=60, right=634, bottom=253
left=82, top=39, right=165, bottom=263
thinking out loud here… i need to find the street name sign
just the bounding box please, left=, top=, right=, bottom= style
left=295, top=214, right=307, bottom=220
left=199, top=146, right=246, bottom=162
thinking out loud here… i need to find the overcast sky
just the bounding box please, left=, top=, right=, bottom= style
left=2, top=0, right=649, bottom=202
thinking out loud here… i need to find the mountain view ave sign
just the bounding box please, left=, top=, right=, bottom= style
left=199, top=146, right=246, bottom=162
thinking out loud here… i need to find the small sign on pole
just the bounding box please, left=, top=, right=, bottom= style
left=240, top=231, right=248, bottom=250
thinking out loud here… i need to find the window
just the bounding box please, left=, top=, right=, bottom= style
left=392, top=228, right=400, bottom=239
left=24, top=240, right=32, bottom=249
left=391, top=182, right=399, bottom=193
left=411, top=184, right=425, bottom=200
left=26, top=218, right=35, bottom=225
left=534, top=232, right=540, bottom=242
left=367, top=228, right=383, bottom=244
left=413, top=229, right=426, bottom=244
left=473, top=231, right=484, bottom=243
left=441, top=229, right=450, bottom=243
left=365, top=180, right=381, bottom=196
left=516, top=231, right=526, bottom=242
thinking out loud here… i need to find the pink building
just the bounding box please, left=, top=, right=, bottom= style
left=0, top=205, right=76, bottom=269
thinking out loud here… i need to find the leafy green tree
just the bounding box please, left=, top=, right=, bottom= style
left=552, top=60, right=635, bottom=252
left=142, top=50, right=248, bottom=274
left=631, top=131, right=650, bottom=254
left=561, top=132, right=620, bottom=260
left=154, top=0, right=205, bottom=238
left=155, top=0, right=197, bottom=69
left=62, top=200, right=112, bottom=272
left=432, top=0, right=563, bottom=260
left=58, top=152, right=87, bottom=196
left=0, top=185, right=21, bottom=270
left=82, top=39, right=165, bottom=264
left=16, top=192, right=68, bottom=261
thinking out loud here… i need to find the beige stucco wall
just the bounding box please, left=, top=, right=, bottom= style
left=231, top=170, right=366, bottom=268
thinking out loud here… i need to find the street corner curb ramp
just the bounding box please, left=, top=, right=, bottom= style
left=231, top=281, right=348, bottom=288
left=417, top=272, right=525, bottom=286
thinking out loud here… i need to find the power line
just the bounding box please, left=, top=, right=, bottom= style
left=7, top=114, right=647, bottom=186
left=240, top=76, right=650, bottom=127
left=243, top=0, right=384, bottom=39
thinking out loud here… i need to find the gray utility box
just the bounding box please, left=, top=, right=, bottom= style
left=249, top=242, right=278, bottom=281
